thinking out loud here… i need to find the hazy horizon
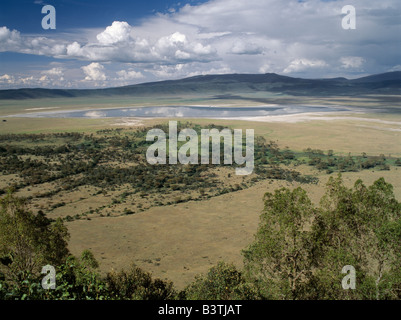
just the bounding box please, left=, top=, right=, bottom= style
left=0, top=70, right=400, bottom=92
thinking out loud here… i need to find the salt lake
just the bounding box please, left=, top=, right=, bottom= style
left=10, top=105, right=352, bottom=119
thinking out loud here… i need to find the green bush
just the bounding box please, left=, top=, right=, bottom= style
left=105, top=264, right=176, bottom=300
left=183, top=262, right=254, bottom=300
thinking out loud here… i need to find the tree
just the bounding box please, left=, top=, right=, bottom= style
left=105, top=264, right=176, bottom=300
left=47, top=251, right=106, bottom=300
left=242, top=175, right=401, bottom=300
left=309, top=175, right=401, bottom=299
left=0, top=191, right=70, bottom=283
left=350, top=178, right=401, bottom=299
left=243, top=187, right=316, bottom=299
left=0, top=250, right=107, bottom=300
left=183, top=261, right=255, bottom=300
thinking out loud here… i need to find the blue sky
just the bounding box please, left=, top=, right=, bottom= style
left=0, top=0, right=400, bottom=89
left=0, top=0, right=208, bottom=33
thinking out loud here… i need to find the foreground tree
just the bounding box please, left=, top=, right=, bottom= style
left=243, top=187, right=316, bottom=299
left=243, top=175, right=401, bottom=300
left=0, top=191, right=70, bottom=284
left=310, top=176, right=401, bottom=299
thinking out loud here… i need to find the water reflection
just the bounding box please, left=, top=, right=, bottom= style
left=15, top=105, right=350, bottom=119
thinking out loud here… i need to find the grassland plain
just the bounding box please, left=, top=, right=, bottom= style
left=2, top=112, right=400, bottom=156
left=0, top=95, right=400, bottom=290
left=66, top=169, right=401, bottom=289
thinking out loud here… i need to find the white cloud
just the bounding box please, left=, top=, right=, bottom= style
left=150, top=64, right=185, bottom=78
left=0, top=27, right=11, bottom=42
left=38, top=67, right=65, bottom=85
left=20, top=76, right=34, bottom=85
left=54, top=25, right=216, bottom=65
left=116, top=69, right=144, bottom=80
left=158, top=32, right=187, bottom=46
left=81, top=62, right=107, bottom=81
left=283, top=59, right=328, bottom=73
left=66, top=42, right=81, bottom=57
left=96, top=21, right=132, bottom=45
left=151, top=31, right=215, bottom=63
left=175, top=50, right=191, bottom=60
left=186, top=65, right=233, bottom=77
left=340, top=56, right=365, bottom=69
left=389, top=65, right=401, bottom=72
left=0, top=64, right=78, bottom=88
left=230, top=41, right=264, bottom=55
left=259, top=63, right=272, bottom=74
left=0, top=74, right=14, bottom=84
left=0, top=74, right=11, bottom=80
left=42, top=67, right=64, bottom=77
left=0, top=26, right=21, bottom=51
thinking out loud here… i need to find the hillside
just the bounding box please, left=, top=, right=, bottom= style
left=0, top=72, right=400, bottom=100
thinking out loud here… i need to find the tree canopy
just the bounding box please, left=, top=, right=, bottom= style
left=243, top=175, right=401, bottom=300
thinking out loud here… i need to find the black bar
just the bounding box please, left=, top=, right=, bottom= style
left=2, top=300, right=399, bottom=319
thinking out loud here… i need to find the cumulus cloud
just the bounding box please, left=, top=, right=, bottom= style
left=81, top=62, right=107, bottom=81
left=151, top=31, right=215, bottom=62
left=97, top=21, right=132, bottom=45
left=37, top=67, right=66, bottom=85
left=150, top=64, right=185, bottom=78
left=283, top=59, right=328, bottom=73
left=0, top=26, right=21, bottom=51
left=54, top=24, right=216, bottom=65
left=0, top=26, right=70, bottom=57
left=0, top=62, right=80, bottom=88
left=0, top=74, right=14, bottom=84
left=116, top=69, right=144, bottom=80
left=42, top=67, right=64, bottom=78
left=20, top=76, right=35, bottom=85
left=66, top=42, right=81, bottom=57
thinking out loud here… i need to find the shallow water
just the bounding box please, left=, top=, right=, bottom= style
left=10, top=105, right=351, bottom=119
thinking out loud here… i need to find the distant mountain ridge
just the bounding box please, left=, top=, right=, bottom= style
left=0, top=71, right=400, bottom=100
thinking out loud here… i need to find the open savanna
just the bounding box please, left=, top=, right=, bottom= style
left=0, top=95, right=400, bottom=290
left=65, top=168, right=401, bottom=289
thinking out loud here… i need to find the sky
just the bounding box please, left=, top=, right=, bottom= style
left=0, top=0, right=400, bottom=89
